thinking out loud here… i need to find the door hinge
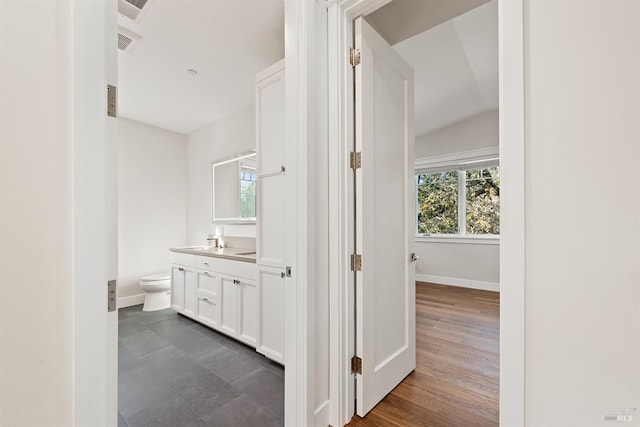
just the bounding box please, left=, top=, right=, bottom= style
left=107, top=280, right=117, bottom=312
left=350, top=151, right=362, bottom=169
left=349, top=47, right=361, bottom=67
left=351, top=356, right=362, bottom=375
left=107, top=85, right=117, bottom=118
left=350, top=254, right=362, bottom=271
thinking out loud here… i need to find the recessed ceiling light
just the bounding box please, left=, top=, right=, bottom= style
left=186, top=69, right=198, bottom=76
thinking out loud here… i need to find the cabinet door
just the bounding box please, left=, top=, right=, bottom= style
left=257, top=265, right=285, bottom=364
left=170, top=265, right=185, bottom=312
left=256, top=61, right=286, bottom=268
left=237, top=277, right=258, bottom=347
left=256, top=62, right=285, bottom=175
left=219, top=275, right=239, bottom=337
left=183, top=267, right=196, bottom=318
left=257, top=173, right=285, bottom=267
left=196, top=270, right=219, bottom=328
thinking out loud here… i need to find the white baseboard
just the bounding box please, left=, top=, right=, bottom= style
left=416, top=274, right=500, bottom=292
left=117, top=294, right=145, bottom=309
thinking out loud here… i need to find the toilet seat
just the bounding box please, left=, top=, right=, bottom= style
left=141, top=273, right=170, bottom=282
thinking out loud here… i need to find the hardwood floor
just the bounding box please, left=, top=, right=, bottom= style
left=347, top=282, right=499, bottom=427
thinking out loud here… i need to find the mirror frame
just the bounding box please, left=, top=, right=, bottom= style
left=211, top=150, right=257, bottom=224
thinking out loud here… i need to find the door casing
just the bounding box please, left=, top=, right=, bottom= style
left=323, top=0, right=526, bottom=425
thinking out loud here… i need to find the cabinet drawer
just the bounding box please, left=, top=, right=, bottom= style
left=196, top=270, right=218, bottom=295
left=171, top=252, right=195, bottom=267
left=196, top=295, right=218, bottom=328
left=196, top=255, right=219, bottom=271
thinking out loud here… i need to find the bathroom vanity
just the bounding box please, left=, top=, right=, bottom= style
left=169, top=247, right=284, bottom=364
left=167, top=59, right=288, bottom=366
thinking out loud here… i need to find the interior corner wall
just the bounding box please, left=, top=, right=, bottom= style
left=524, top=1, right=640, bottom=424
left=118, top=118, right=187, bottom=303
left=185, top=104, right=256, bottom=244
left=415, top=110, right=500, bottom=289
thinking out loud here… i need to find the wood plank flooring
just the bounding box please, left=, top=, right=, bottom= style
left=347, top=282, right=499, bottom=427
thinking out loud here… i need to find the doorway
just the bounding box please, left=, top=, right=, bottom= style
left=115, top=0, right=286, bottom=425
left=323, top=0, right=525, bottom=425
left=351, top=1, right=500, bottom=422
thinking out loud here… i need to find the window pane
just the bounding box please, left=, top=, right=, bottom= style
left=465, top=167, right=500, bottom=234
left=240, top=180, right=256, bottom=218
left=416, top=171, right=458, bottom=234
left=239, top=167, right=256, bottom=218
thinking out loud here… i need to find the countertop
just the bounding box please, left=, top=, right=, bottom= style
left=169, top=246, right=256, bottom=263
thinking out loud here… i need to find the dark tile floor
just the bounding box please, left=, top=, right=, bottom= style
left=118, top=305, right=284, bottom=427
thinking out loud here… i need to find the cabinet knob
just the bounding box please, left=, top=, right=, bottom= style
left=178, top=267, right=184, bottom=272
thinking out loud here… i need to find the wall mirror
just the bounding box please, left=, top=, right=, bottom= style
left=211, top=151, right=257, bottom=223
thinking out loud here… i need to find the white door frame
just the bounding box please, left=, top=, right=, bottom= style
left=72, top=0, right=118, bottom=425
left=322, top=0, right=526, bottom=425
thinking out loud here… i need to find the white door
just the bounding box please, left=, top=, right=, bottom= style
left=354, top=17, right=416, bottom=416
left=105, top=1, right=119, bottom=424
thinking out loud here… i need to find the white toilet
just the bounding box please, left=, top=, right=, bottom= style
left=140, top=273, right=171, bottom=312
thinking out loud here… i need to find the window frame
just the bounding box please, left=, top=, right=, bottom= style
left=415, top=147, right=500, bottom=243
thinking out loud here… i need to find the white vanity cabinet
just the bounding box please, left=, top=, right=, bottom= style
left=170, top=251, right=258, bottom=348
left=170, top=253, right=196, bottom=316
left=255, top=60, right=287, bottom=365
left=216, top=258, right=258, bottom=347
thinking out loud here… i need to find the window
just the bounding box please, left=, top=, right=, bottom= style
left=239, top=166, right=257, bottom=218
left=416, top=151, right=499, bottom=237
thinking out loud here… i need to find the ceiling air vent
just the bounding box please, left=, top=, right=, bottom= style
left=118, top=0, right=153, bottom=21
left=118, top=32, right=133, bottom=51
left=118, top=26, right=142, bottom=53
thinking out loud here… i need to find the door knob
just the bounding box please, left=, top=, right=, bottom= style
left=410, top=253, right=419, bottom=262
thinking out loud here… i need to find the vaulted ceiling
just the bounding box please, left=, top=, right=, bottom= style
left=374, top=0, right=498, bottom=137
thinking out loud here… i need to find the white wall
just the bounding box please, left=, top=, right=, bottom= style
left=186, top=104, right=256, bottom=244
left=0, top=2, right=74, bottom=424
left=415, top=110, right=498, bottom=157
left=118, top=119, right=187, bottom=302
left=415, top=110, right=500, bottom=289
left=524, top=1, right=640, bottom=425
left=415, top=240, right=499, bottom=290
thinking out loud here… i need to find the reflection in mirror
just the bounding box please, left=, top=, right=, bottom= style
left=211, top=151, right=257, bottom=223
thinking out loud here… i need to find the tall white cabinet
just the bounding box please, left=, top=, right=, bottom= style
left=256, top=60, right=286, bottom=364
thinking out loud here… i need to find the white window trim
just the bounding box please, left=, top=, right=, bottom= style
left=415, top=146, right=499, bottom=238
left=416, top=235, right=500, bottom=245
left=415, top=146, right=499, bottom=171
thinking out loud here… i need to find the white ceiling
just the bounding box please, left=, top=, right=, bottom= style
left=383, top=0, right=498, bottom=137
left=118, top=0, right=284, bottom=134
left=118, top=0, right=495, bottom=138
